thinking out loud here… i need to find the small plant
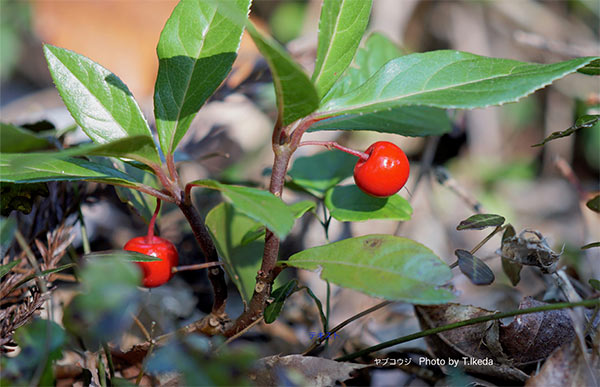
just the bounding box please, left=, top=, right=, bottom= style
left=1, top=0, right=598, bottom=385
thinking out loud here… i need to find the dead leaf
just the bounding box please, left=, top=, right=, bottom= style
left=526, top=339, right=599, bottom=387
left=249, top=355, right=366, bottom=387
left=499, top=297, right=576, bottom=366
left=498, top=229, right=561, bottom=274
left=415, top=304, right=529, bottom=382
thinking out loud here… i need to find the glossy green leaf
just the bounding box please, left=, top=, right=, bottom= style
left=284, top=234, right=454, bottom=303
left=312, top=0, right=372, bottom=99
left=309, top=105, right=451, bottom=136
left=0, top=319, right=65, bottom=386
left=264, top=279, right=298, bottom=323
left=288, top=149, right=356, bottom=197
left=189, top=179, right=295, bottom=238
left=0, top=123, right=51, bottom=153
left=205, top=203, right=264, bottom=304
left=289, top=200, right=317, bottom=218
left=586, top=195, right=600, bottom=213
left=0, top=217, right=17, bottom=256
left=84, top=250, right=161, bottom=262
left=532, top=115, right=599, bottom=147
left=43, top=45, right=160, bottom=166
left=324, top=185, right=412, bottom=222
left=316, top=52, right=598, bottom=118
left=578, top=59, right=600, bottom=75
left=154, top=0, right=250, bottom=154
left=0, top=153, right=141, bottom=187
left=0, top=260, right=19, bottom=280
left=455, top=249, right=495, bottom=286
left=314, top=33, right=451, bottom=135
left=457, top=213, right=505, bottom=230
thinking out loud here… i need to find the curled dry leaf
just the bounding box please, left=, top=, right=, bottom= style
left=414, top=304, right=529, bottom=383
left=498, top=229, right=561, bottom=274
left=249, top=355, right=366, bottom=387
left=525, top=339, right=599, bottom=387
left=499, top=297, right=575, bottom=365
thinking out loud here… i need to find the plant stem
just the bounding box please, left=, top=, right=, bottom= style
left=172, top=261, right=224, bottom=273
left=304, top=300, right=393, bottom=355
left=450, top=225, right=505, bottom=268
left=177, top=201, right=228, bottom=317
left=146, top=199, right=161, bottom=242
left=299, top=141, right=369, bottom=160
left=335, top=298, right=600, bottom=362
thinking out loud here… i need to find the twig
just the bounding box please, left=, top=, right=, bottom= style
left=335, top=298, right=600, bottom=362
left=171, top=261, right=224, bottom=273
left=218, top=316, right=264, bottom=352
left=304, top=300, right=393, bottom=355
left=299, top=141, right=369, bottom=160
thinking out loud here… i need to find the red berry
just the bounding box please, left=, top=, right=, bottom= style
left=353, top=141, right=410, bottom=197
left=124, top=236, right=179, bottom=288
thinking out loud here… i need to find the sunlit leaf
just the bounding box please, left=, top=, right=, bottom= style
left=324, top=185, right=412, bottom=222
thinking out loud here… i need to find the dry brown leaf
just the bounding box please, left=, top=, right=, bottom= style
left=415, top=304, right=529, bottom=382
left=499, top=229, right=561, bottom=274
left=526, top=339, right=599, bottom=387
left=249, top=355, right=366, bottom=387
left=500, top=297, right=576, bottom=366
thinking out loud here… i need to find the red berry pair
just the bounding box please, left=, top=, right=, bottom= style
left=353, top=141, right=410, bottom=197
left=124, top=200, right=178, bottom=288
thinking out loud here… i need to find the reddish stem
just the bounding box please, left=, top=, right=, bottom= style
left=172, top=261, right=223, bottom=273
left=299, top=141, right=369, bottom=161
left=146, top=199, right=162, bottom=242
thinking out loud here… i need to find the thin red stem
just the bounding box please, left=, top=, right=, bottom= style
left=299, top=141, right=369, bottom=160
left=172, top=261, right=224, bottom=273
left=146, top=199, right=161, bottom=242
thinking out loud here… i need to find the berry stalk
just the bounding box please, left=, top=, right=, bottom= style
left=299, top=140, right=370, bottom=161
left=146, top=199, right=162, bottom=242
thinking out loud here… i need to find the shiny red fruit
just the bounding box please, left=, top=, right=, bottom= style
left=353, top=141, right=410, bottom=197
left=124, top=236, right=179, bottom=288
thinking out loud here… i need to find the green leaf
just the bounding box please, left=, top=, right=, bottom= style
left=532, top=115, right=599, bottom=147
left=0, top=217, right=16, bottom=256
left=501, top=257, right=522, bottom=286
left=205, top=203, right=264, bottom=304
left=309, top=105, right=451, bottom=136
left=288, top=149, right=356, bottom=197
left=457, top=214, right=505, bottom=230
left=578, top=58, right=600, bottom=75
left=0, top=152, right=141, bottom=187
left=284, top=234, right=454, bottom=303
left=586, top=195, right=600, bottom=213
left=84, top=250, right=161, bottom=262
left=324, top=32, right=404, bottom=103
left=581, top=242, right=600, bottom=250
left=154, top=0, right=250, bottom=154
left=289, top=200, right=317, bottom=218
left=316, top=52, right=598, bottom=118
left=589, top=279, right=600, bottom=290
left=314, top=33, right=451, bottom=136
left=0, top=260, right=19, bottom=280
left=189, top=179, right=295, bottom=239
left=0, top=319, right=65, bottom=386
left=0, top=123, right=51, bottom=153
left=324, top=185, right=412, bottom=222
left=43, top=44, right=160, bottom=166
left=312, top=0, right=372, bottom=99
left=264, top=279, right=298, bottom=323
left=217, top=2, right=318, bottom=125
left=455, top=249, right=495, bottom=286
